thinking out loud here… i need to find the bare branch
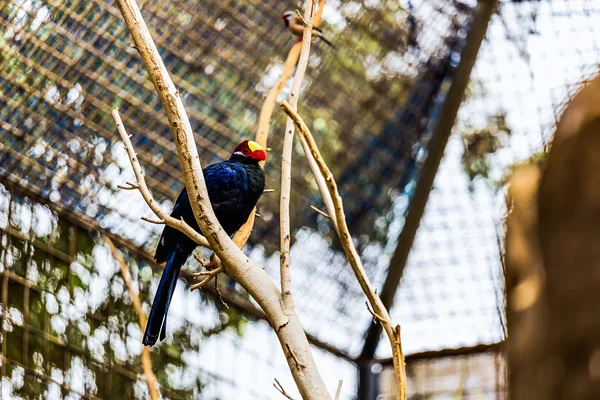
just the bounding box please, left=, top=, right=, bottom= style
left=231, top=1, right=326, bottom=253
left=114, top=0, right=332, bottom=397
left=112, top=109, right=210, bottom=249
left=117, top=181, right=139, bottom=190
left=365, top=301, right=385, bottom=324
left=280, top=101, right=407, bottom=400
left=274, top=378, right=296, bottom=400
left=141, top=216, right=165, bottom=225
left=295, top=10, right=309, bottom=27
left=104, top=235, right=159, bottom=400
left=280, top=0, right=317, bottom=315
left=334, top=380, right=343, bottom=400
left=190, top=266, right=223, bottom=291
left=214, top=274, right=229, bottom=309
left=193, top=254, right=210, bottom=268
left=310, top=205, right=331, bottom=219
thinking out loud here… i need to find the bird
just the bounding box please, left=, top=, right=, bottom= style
left=142, top=140, right=267, bottom=346
left=281, top=11, right=335, bottom=48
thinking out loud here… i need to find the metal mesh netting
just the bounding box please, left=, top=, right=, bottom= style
left=0, top=0, right=478, bottom=359
left=0, top=185, right=358, bottom=399
left=384, top=0, right=600, bottom=356
left=2, top=0, right=598, bottom=398
left=379, top=350, right=506, bottom=398
left=0, top=0, right=470, bottom=249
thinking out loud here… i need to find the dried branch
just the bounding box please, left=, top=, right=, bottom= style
left=104, top=235, right=159, bottom=400
left=189, top=266, right=223, bottom=291
left=232, top=0, right=327, bottom=257
left=311, top=205, right=331, bottom=219
left=334, top=380, right=343, bottom=400
left=280, top=0, right=317, bottom=315
left=365, top=301, right=385, bottom=324
left=114, top=0, right=331, bottom=397
left=280, top=101, right=407, bottom=400
left=274, top=378, right=296, bottom=400
left=213, top=274, right=229, bottom=309
left=112, top=109, right=210, bottom=249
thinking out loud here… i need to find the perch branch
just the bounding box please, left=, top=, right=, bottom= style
left=281, top=101, right=407, bottom=400
left=114, top=0, right=331, bottom=397
left=233, top=1, right=327, bottom=253
left=280, top=0, right=317, bottom=315
left=190, top=266, right=223, bottom=290
left=112, top=109, right=210, bottom=249
left=104, top=235, right=159, bottom=400
left=274, top=378, right=296, bottom=400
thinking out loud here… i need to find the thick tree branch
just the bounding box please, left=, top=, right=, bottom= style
left=112, top=109, right=210, bottom=249
left=281, top=101, right=407, bottom=400
left=114, top=0, right=331, bottom=397
left=104, top=235, right=159, bottom=400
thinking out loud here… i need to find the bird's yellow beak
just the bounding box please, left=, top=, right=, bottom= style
left=247, top=140, right=264, bottom=152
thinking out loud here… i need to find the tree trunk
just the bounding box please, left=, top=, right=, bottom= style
left=506, top=75, right=600, bottom=400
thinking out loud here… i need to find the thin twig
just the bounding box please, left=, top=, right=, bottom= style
left=112, top=109, right=210, bottom=249
left=104, top=235, right=159, bottom=400
left=214, top=274, right=229, bottom=309
left=189, top=266, right=223, bottom=291
left=264, top=189, right=275, bottom=193
left=365, top=301, right=385, bottom=324
left=280, top=101, right=407, bottom=400
left=141, top=216, right=165, bottom=225
left=310, top=205, right=331, bottom=219
left=280, top=0, right=316, bottom=316
left=295, top=10, right=309, bottom=27
left=273, top=378, right=296, bottom=400
left=193, top=254, right=211, bottom=268
left=334, top=380, right=343, bottom=400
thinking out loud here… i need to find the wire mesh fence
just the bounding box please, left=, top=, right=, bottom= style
left=1, top=0, right=598, bottom=398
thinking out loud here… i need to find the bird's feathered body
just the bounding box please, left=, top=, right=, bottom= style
left=143, top=141, right=266, bottom=346
left=281, top=11, right=335, bottom=48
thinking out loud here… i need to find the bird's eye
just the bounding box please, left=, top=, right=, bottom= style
left=243, top=148, right=250, bottom=154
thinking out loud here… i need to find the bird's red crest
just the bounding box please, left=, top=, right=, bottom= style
left=233, top=140, right=267, bottom=162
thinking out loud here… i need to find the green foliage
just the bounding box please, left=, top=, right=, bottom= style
left=0, top=188, right=243, bottom=398
left=460, top=112, right=512, bottom=190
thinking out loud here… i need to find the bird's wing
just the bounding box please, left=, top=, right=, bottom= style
left=203, top=162, right=245, bottom=213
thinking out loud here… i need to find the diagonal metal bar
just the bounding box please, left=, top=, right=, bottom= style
left=360, top=0, right=500, bottom=360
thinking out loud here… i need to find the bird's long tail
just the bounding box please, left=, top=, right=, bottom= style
left=314, top=31, right=335, bottom=49
left=143, top=248, right=188, bottom=346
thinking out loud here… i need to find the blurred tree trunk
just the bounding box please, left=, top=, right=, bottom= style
left=506, top=75, right=600, bottom=399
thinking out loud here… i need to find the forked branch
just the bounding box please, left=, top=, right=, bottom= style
left=112, top=109, right=210, bottom=249
left=114, top=0, right=331, bottom=398
left=280, top=100, right=407, bottom=400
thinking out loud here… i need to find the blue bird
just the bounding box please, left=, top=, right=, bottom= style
left=143, top=140, right=267, bottom=346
